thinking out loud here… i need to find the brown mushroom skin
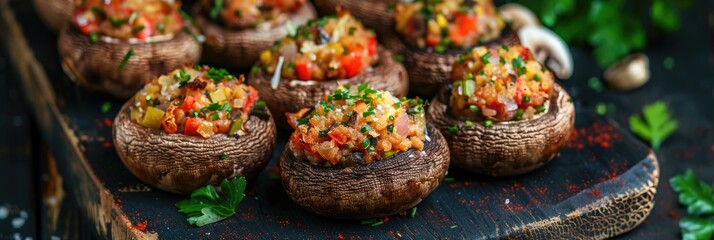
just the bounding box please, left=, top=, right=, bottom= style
left=427, top=84, right=574, bottom=176
left=33, top=0, right=72, bottom=32
left=194, top=3, right=316, bottom=70
left=113, top=101, right=277, bottom=194
left=58, top=25, right=202, bottom=99
left=250, top=47, right=409, bottom=130
left=280, top=124, right=449, bottom=219
left=382, top=28, right=520, bottom=98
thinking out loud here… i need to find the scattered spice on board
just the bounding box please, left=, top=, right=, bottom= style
left=566, top=122, right=620, bottom=149
left=590, top=189, right=601, bottom=196
left=135, top=220, right=148, bottom=231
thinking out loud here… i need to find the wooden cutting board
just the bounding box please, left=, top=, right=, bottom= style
left=1, top=1, right=658, bottom=239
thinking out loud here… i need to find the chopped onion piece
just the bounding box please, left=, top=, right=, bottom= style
left=271, top=56, right=284, bottom=89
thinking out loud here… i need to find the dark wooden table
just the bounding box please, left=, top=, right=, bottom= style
left=0, top=0, right=712, bottom=239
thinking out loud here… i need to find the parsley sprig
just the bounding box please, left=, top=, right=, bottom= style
left=671, top=170, right=714, bottom=240
left=175, top=177, right=246, bottom=227
left=629, top=101, right=678, bottom=150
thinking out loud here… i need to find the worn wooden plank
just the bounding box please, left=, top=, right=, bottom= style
left=2, top=0, right=663, bottom=239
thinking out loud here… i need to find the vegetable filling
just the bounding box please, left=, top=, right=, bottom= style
left=288, top=84, right=426, bottom=167
left=257, top=11, right=379, bottom=81
left=131, top=65, right=264, bottom=139
left=201, top=0, right=306, bottom=29
left=449, top=45, right=555, bottom=122
left=394, top=0, right=505, bottom=52
left=72, top=0, right=185, bottom=40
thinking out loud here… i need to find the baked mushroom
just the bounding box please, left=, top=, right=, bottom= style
left=312, top=0, right=397, bottom=36
left=113, top=65, right=276, bottom=194
left=193, top=0, right=316, bottom=69
left=33, top=0, right=72, bottom=32
left=280, top=85, right=449, bottom=219
left=58, top=0, right=202, bottom=98
left=249, top=11, right=409, bottom=129
left=427, top=45, right=575, bottom=176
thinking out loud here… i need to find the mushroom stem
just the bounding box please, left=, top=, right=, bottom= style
left=517, top=26, right=573, bottom=79
left=499, top=3, right=539, bottom=31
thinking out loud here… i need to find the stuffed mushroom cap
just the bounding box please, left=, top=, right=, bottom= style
left=113, top=65, right=276, bottom=194
left=427, top=45, right=574, bottom=176
left=34, top=0, right=73, bottom=32
left=194, top=0, right=317, bottom=69
left=250, top=11, right=408, bottom=129
left=59, top=0, right=202, bottom=98
left=280, top=85, right=449, bottom=219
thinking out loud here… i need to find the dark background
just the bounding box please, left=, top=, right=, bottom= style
left=0, top=0, right=713, bottom=239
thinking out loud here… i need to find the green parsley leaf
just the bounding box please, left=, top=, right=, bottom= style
left=362, top=138, right=371, bottom=148
left=670, top=169, right=714, bottom=216
left=89, top=31, right=99, bottom=44
left=180, top=10, right=197, bottom=28
left=410, top=207, right=417, bottom=218
left=629, top=101, right=678, bottom=149
left=480, top=51, right=492, bottom=64
left=483, top=120, right=493, bottom=127
left=175, top=69, right=191, bottom=87
left=297, top=118, right=309, bottom=125
left=132, top=25, right=145, bottom=34
left=680, top=217, right=714, bottom=240
left=588, top=77, right=604, bottom=92
left=117, top=49, right=135, bottom=72
left=393, top=54, right=404, bottom=62
left=449, top=125, right=458, bottom=133
left=255, top=100, right=266, bottom=108
left=219, top=153, right=228, bottom=160
left=175, top=177, right=246, bottom=227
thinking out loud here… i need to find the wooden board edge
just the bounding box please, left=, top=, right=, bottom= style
left=0, top=4, right=157, bottom=239
left=502, top=151, right=659, bottom=239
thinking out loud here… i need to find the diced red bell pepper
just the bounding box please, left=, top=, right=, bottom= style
left=455, top=14, right=478, bottom=35
left=327, top=128, right=350, bottom=145
left=519, top=47, right=533, bottom=61
left=184, top=117, right=202, bottom=136
left=426, top=34, right=441, bottom=47
left=133, top=17, right=153, bottom=39
left=180, top=96, right=196, bottom=112
left=367, top=36, right=377, bottom=56
left=295, top=61, right=311, bottom=80
left=74, top=12, right=98, bottom=35
left=514, top=77, right=523, bottom=105
left=341, top=50, right=363, bottom=78
left=242, top=87, right=258, bottom=114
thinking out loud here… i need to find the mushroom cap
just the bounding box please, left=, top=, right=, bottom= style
left=249, top=46, right=409, bottom=130
left=113, top=101, right=277, bottom=194
left=312, top=0, right=397, bottom=36
left=280, top=123, right=450, bottom=219
left=58, top=25, right=202, bottom=99
left=382, top=28, right=520, bottom=98
left=427, top=83, right=574, bottom=176
left=195, top=3, right=317, bottom=70
left=33, top=0, right=72, bottom=32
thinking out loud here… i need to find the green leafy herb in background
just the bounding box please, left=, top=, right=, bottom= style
left=514, top=0, right=694, bottom=67
left=175, top=177, right=246, bottom=227
left=629, top=101, right=678, bottom=149
left=671, top=170, right=714, bottom=240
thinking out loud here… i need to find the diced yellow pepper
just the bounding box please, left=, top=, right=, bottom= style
left=130, top=107, right=141, bottom=123
left=197, top=121, right=215, bottom=138
left=140, top=106, right=165, bottom=129
left=436, top=14, right=448, bottom=28
left=209, top=89, right=227, bottom=103
left=260, top=50, right=272, bottom=65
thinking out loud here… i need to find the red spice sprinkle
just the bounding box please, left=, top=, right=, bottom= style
left=337, top=233, right=346, bottom=240
left=566, top=122, right=620, bottom=149
left=668, top=210, right=681, bottom=220
left=534, top=187, right=548, bottom=195
left=135, top=220, right=147, bottom=231
left=449, top=183, right=461, bottom=188
left=512, top=205, right=524, bottom=211
left=566, top=184, right=579, bottom=192
left=104, top=118, right=113, bottom=127
left=103, top=141, right=113, bottom=149
left=591, top=189, right=601, bottom=196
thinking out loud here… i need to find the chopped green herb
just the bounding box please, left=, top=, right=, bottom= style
left=410, top=207, right=417, bottom=218
left=596, top=102, right=608, bottom=116
left=131, top=25, right=145, bottom=34
left=255, top=100, right=266, bottom=108
left=91, top=7, right=106, bottom=17
left=180, top=10, right=197, bottom=27
left=156, top=22, right=165, bottom=34
left=456, top=54, right=466, bottom=64
left=469, top=105, right=478, bottom=112
left=387, top=124, right=394, bottom=133
left=389, top=115, right=395, bottom=121
left=450, top=224, right=458, bottom=229
left=362, top=106, right=375, bottom=117
left=192, top=111, right=199, bottom=118
left=362, top=138, right=371, bottom=148
left=480, top=51, right=492, bottom=64
left=393, top=54, right=404, bottom=62
left=210, top=0, right=224, bottom=20
left=219, top=153, right=228, bottom=160
left=435, top=44, right=446, bottom=54
left=588, top=77, right=604, bottom=92
left=206, top=67, right=233, bottom=83
left=358, top=83, right=369, bottom=92
left=534, top=74, right=541, bottom=82
left=210, top=113, right=220, bottom=121
left=175, top=69, right=191, bottom=87
left=100, top=102, right=112, bottom=113
left=234, top=9, right=241, bottom=17
left=117, top=49, right=135, bottom=72
left=513, top=109, right=524, bottom=121
left=465, top=120, right=474, bottom=128
left=348, top=27, right=357, bottom=35
left=175, top=177, right=246, bottom=227
left=297, top=118, right=309, bottom=125
left=128, top=12, right=139, bottom=23
left=501, top=45, right=509, bottom=51
left=444, top=177, right=455, bottom=182
left=361, top=125, right=371, bottom=133
left=183, top=27, right=204, bottom=43
left=536, top=106, right=546, bottom=113
left=629, top=101, right=678, bottom=149
left=483, top=120, right=494, bottom=127
left=319, top=130, right=328, bottom=137
left=89, top=31, right=99, bottom=43
left=371, top=221, right=384, bottom=227
left=220, top=103, right=232, bottom=112
left=522, top=96, right=530, bottom=103
left=449, top=125, right=458, bottom=133
left=316, top=17, right=328, bottom=26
